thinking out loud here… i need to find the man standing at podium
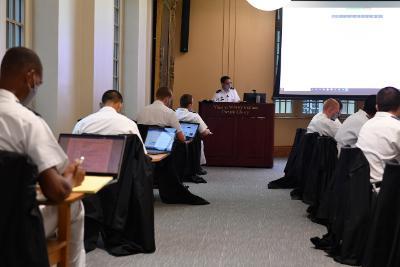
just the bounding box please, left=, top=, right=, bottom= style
left=213, top=75, right=240, bottom=102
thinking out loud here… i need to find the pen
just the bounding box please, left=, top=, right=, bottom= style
left=77, top=156, right=85, bottom=165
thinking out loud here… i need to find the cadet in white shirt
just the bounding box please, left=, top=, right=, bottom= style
left=176, top=94, right=211, bottom=136
left=213, top=75, right=240, bottom=102
left=356, top=87, right=400, bottom=191
left=335, top=95, right=376, bottom=149
left=136, top=87, right=185, bottom=142
left=73, top=90, right=146, bottom=153
left=307, top=98, right=342, bottom=138
left=176, top=94, right=212, bottom=167
left=0, top=47, right=85, bottom=267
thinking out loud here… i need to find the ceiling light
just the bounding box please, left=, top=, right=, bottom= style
left=246, top=0, right=291, bottom=11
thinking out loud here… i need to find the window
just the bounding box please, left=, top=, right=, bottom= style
left=302, top=99, right=357, bottom=115
left=341, top=100, right=356, bottom=115
left=274, top=11, right=294, bottom=115
left=302, top=100, right=324, bottom=115
left=113, top=0, right=121, bottom=91
left=6, top=0, right=25, bottom=48
left=274, top=99, right=293, bottom=114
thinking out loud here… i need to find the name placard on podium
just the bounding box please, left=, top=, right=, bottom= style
left=199, top=102, right=274, bottom=168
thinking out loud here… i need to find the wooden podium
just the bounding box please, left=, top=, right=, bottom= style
left=199, top=102, right=274, bottom=168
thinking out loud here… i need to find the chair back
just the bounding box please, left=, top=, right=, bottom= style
left=137, top=124, right=150, bottom=141
left=82, top=134, right=156, bottom=254
left=284, top=128, right=306, bottom=176
left=363, top=161, right=400, bottom=267
left=330, top=147, right=370, bottom=265
left=295, top=132, right=320, bottom=191
left=0, top=151, right=49, bottom=267
left=303, top=136, right=338, bottom=220
left=268, top=128, right=307, bottom=189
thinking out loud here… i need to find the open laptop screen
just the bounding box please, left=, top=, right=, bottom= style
left=180, top=122, right=199, bottom=139
left=144, top=127, right=176, bottom=153
left=58, top=134, right=126, bottom=177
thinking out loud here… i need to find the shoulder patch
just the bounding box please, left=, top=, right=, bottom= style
left=216, top=89, right=222, bottom=93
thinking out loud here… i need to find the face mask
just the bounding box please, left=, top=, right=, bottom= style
left=223, top=84, right=230, bottom=90
left=22, top=83, right=38, bottom=106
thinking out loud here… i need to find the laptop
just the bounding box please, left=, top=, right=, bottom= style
left=58, top=134, right=127, bottom=183
left=180, top=121, right=199, bottom=140
left=243, top=92, right=266, bottom=103
left=144, top=127, right=176, bottom=155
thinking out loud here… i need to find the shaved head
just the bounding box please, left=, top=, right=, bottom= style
left=323, top=98, right=339, bottom=111
left=323, top=98, right=340, bottom=119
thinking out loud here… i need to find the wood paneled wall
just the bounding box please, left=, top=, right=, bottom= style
left=170, top=0, right=310, bottom=149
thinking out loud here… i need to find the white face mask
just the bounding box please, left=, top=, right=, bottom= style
left=223, top=84, right=230, bottom=90
left=22, top=83, right=38, bottom=106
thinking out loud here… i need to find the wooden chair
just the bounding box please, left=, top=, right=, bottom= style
left=39, top=193, right=84, bottom=267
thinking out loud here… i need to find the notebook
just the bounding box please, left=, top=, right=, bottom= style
left=180, top=122, right=199, bottom=140
left=144, top=127, right=176, bottom=155
left=58, top=134, right=127, bottom=193
left=72, top=176, right=113, bottom=194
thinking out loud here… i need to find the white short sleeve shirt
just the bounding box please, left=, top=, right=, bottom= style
left=175, top=108, right=208, bottom=133
left=136, top=100, right=183, bottom=132
left=356, top=111, right=400, bottom=185
left=73, top=106, right=147, bottom=153
left=0, top=89, right=68, bottom=173
left=307, top=112, right=342, bottom=138
left=335, top=109, right=369, bottom=148
left=213, top=88, right=240, bottom=102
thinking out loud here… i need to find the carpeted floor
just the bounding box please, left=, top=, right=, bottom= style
left=86, top=158, right=347, bottom=267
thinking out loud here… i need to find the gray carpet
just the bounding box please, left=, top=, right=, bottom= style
left=87, top=158, right=347, bottom=267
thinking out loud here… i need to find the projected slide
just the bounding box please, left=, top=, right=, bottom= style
left=280, top=5, right=400, bottom=96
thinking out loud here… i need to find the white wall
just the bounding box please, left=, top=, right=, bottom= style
left=33, top=0, right=60, bottom=131
left=93, top=0, right=114, bottom=111
left=33, top=0, right=94, bottom=134
left=0, top=0, right=6, bottom=58
left=123, top=0, right=153, bottom=119
left=58, top=0, right=79, bottom=133
left=2, top=0, right=152, bottom=134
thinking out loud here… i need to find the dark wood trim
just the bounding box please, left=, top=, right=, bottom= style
left=273, top=146, right=292, bottom=158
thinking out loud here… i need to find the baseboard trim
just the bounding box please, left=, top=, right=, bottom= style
left=273, top=146, right=292, bottom=158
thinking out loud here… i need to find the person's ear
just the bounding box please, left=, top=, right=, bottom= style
left=164, top=97, right=171, bottom=106
left=24, top=69, right=35, bottom=89
left=375, top=104, right=379, bottom=112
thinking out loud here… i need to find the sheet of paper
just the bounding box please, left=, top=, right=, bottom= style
left=72, top=176, right=113, bottom=194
